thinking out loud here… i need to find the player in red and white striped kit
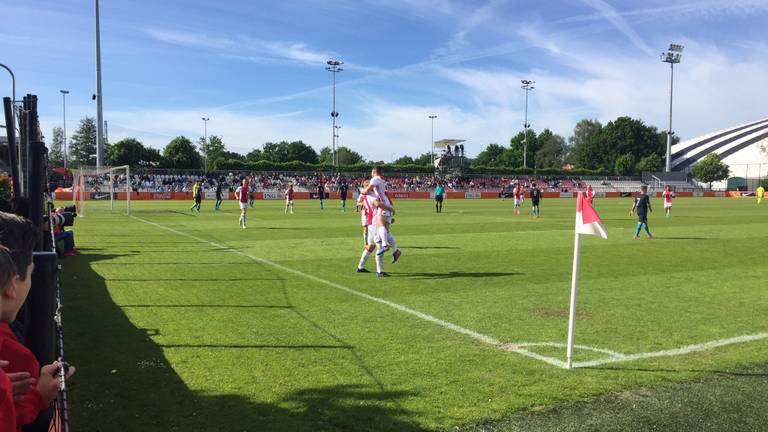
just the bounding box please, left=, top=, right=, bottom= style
left=284, top=184, right=294, bottom=214
left=662, top=185, right=674, bottom=217
left=513, top=184, right=524, bottom=215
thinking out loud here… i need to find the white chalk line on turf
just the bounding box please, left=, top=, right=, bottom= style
left=130, top=216, right=768, bottom=370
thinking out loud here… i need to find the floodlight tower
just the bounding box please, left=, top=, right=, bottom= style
left=326, top=59, right=344, bottom=167
left=661, top=43, right=683, bottom=172
left=95, top=0, right=104, bottom=170
left=521, top=79, right=535, bottom=170
left=202, top=117, right=210, bottom=172
left=60, top=90, right=69, bottom=168
left=429, top=115, right=437, bottom=166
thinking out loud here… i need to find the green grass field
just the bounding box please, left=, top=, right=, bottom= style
left=61, top=197, right=768, bottom=431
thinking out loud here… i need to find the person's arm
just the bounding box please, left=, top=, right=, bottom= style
left=648, top=198, right=653, bottom=212
left=630, top=199, right=637, bottom=215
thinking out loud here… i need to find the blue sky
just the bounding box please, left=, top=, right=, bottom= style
left=4, top=0, right=768, bottom=161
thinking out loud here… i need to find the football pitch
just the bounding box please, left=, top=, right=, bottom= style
left=62, top=197, right=768, bottom=431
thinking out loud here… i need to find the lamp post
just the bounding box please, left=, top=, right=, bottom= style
left=429, top=115, right=437, bottom=168
left=95, top=0, right=105, bottom=170
left=202, top=117, right=210, bottom=173
left=326, top=59, right=343, bottom=168
left=521, top=80, right=535, bottom=170
left=661, top=43, right=683, bottom=172
left=60, top=90, right=69, bottom=168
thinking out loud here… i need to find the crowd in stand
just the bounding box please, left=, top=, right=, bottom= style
left=72, top=172, right=588, bottom=194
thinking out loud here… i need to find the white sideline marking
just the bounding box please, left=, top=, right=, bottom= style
left=129, top=216, right=768, bottom=370
left=572, top=332, right=768, bottom=368
left=131, top=216, right=502, bottom=347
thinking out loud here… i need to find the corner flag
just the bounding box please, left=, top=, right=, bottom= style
left=566, top=191, right=608, bottom=368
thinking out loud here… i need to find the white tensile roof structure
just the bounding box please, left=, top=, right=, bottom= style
left=671, top=118, right=768, bottom=172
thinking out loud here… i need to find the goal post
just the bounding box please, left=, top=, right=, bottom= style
left=72, top=165, right=132, bottom=217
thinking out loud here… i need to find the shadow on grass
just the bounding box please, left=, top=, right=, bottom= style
left=63, top=252, right=423, bottom=432
left=395, top=271, right=523, bottom=280
left=400, top=246, right=460, bottom=250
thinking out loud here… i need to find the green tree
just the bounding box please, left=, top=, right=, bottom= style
left=107, top=137, right=162, bottom=167
left=393, top=155, right=415, bottom=165
left=246, top=148, right=263, bottom=162
left=69, top=117, right=97, bottom=167
left=337, top=146, right=365, bottom=165
left=318, top=146, right=364, bottom=165
left=472, top=144, right=507, bottom=167
left=262, top=141, right=291, bottom=162
left=509, top=129, right=539, bottom=168
left=613, top=153, right=636, bottom=176
left=691, top=153, right=730, bottom=190
left=163, top=136, right=202, bottom=169
left=636, top=153, right=663, bottom=173
left=572, top=117, right=664, bottom=172
left=49, top=126, right=64, bottom=166
left=286, top=141, right=319, bottom=164
left=569, top=119, right=602, bottom=166
left=199, top=135, right=226, bottom=167
left=535, top=129, right=566, bottom=169
left=413, top=153, right=433, bottom=166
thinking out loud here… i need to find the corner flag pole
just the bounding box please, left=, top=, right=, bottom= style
left=566, top=207, right=581, bottom=369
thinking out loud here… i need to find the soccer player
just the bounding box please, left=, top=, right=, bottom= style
left=339, top=181, right=348, bottom=212
left=235, top=178, right=249, bottom=229
left=434, top=182, right=444, bottom=213
left=530, top=183, right=542, bottom=218
left=190, top=180, right=202, bottom=212
left=757, top=184, right=765, bottom=205
left=662, top=185, right=674, bottom=217
left=356, top=181, right=376, bottom=273
left=317, top=182, right=324, bottom=210
left=513, top=183, right=524, bottom=215
left=360, top=167, right=401, bottom=275
left=630, top=184, right=653, bottom=240
left=214, top=181, right=223, bottom=211
left=285, top=184, right=294, bottom=214
left=248, top=178, right=255, bottom=209
left=586, top=184, right=595, bottom=208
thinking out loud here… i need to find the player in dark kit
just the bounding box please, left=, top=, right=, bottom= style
left=530, top=184, right=542, bottom=218
left=317, top=183, right=325, bottom=209
left=339, top=181, right=349, bottom=212
left=630, top=184, right=653, bottom=239
left=214, top=181, right=223, bottom=211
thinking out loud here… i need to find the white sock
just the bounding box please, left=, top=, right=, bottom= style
left=387, top=233, right=397, bottom=252
left=358, top=249, right=371, bottom=269
left=375, top=253, right=384, bottom=273
left=378, top=226, right=389, bottom=248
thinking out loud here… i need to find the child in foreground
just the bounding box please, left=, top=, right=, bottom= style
left=0, top=212, right=75, bottom=429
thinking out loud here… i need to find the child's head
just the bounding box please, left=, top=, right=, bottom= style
left=640, top=185, right=648, bottom=193
left=0, top=212, right=40, bottom=322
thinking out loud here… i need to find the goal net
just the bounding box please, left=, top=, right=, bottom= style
left=73, top=165, right=132, bottom=217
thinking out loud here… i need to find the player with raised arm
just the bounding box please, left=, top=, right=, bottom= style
left=662, top=185, right=674, bottom=217
left=190, top=180, right=202, bottom=212
left=235, top=178, right=249, bottom=229
left=360, top=167, right=401, bottom=276
left=285, top=184, right=295, bottom=214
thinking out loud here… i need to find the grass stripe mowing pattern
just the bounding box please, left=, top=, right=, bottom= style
left=63, top=197, right=768, bottom=431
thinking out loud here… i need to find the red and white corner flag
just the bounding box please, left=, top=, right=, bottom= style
left=566, top=191, right=608, bottom=368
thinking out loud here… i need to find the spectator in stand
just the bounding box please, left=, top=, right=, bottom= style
left=0, top=212, right=76, bottom=430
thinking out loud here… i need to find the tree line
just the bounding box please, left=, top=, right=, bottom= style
left=48, top=115, right=683, bottom=176
left=47, top=117, right=367, bottom=170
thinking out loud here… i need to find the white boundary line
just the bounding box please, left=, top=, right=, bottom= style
left=130, top=216, right=768, bottom=370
